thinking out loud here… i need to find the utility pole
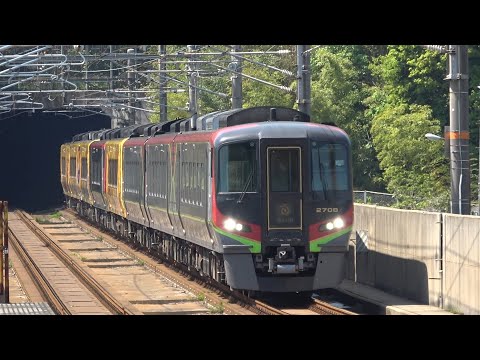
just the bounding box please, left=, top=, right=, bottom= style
left=127, top=48, right=135, bottom=126
left=423, top=45, right=471, bottom=214
left=158, top=45, right=168, bottom=122
left=447, top=45, right=470, bottom=214
left=231, top=45, right=242, bottom=109
left=296, top=45, right=311, bottom=116
left=109, top=45, right=113, bottom=91
left=187, top=45, right=199, bottom=129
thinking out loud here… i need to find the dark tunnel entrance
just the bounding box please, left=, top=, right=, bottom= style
left=0, top=110, right=111, bottom=212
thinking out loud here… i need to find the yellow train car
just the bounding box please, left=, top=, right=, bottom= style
left=60, top=143, right=71, bottom=196
left=78, top=139, right=97, bottom=205
left=104, top=138, right=128, bottom=218
left=67, top=142, right=82, bottom=200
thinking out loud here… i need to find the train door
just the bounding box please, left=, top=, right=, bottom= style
left=266, top=147, right=303, bottom=232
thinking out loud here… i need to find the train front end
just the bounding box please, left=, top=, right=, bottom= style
left=213, top=121, right=353, bottom=293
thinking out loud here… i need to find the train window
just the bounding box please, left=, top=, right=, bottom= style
left=269, top=149, right=300, bottom=192
left=91, top=149, right=102, bottom=187
left=81, top=157, right=88, bottom=180
left=108, top=159, right=118, bottom=187
left=218, top=141, right=257, bottom=193
left=200, top=163, right=204, bottom=206
left=69, top=157, right=76, bottom=177
left=311, top=143, right=349, bottom=193
left=61, top=157, right=66, bottom=175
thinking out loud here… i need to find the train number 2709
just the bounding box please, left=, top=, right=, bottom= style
left=316, top=208, right=339, bottom=213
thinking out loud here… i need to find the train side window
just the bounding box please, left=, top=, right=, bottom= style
left=81, top=157, right=88, bottom=180
left=311, top=142, right=349, bottom=192
left=70, top=156, right=76, bottom=177
left=61, top=157, right=66, bottom=175
left=108, top=159, right=118, bottom=187
left=218, top=141, right=257, bottom=193
left=91, top=148, right=102, bottom=187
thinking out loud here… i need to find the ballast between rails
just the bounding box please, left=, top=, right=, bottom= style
left=64, top=208, right=286, bottom=315
left=8, top=223, right=71, bottom=315
left=16, top=211, right=136, bottom=315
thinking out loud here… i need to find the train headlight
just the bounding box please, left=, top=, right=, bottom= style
left=319, top=217, right=344, bottom=231
left=333, top=217, right=344, bottom=229
left=223, top=218, right=250, bottom=232
left=224, top=218, right=237, bottom=231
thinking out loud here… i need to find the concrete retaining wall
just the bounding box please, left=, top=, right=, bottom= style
left=443, top=214, right=480, bottom=315
left=351, top=204, right=442, bottom=307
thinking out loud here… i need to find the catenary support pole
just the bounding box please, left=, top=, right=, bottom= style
left=447, top=45, right=470, bottom=214
left=296, top=45, right=311, bottom=116
left=159, top=45, right=168, bottom=122
left=231, top=45, right=243, bottom=109
left=187, top=45, right=198, bottom=129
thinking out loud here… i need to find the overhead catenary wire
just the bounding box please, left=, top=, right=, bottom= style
left=0, top=45, right=294, bottom=116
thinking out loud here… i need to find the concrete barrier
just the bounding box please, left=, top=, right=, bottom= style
left=443, top=213, right=480, bottom=315
left=352, top=204, right=442, bottom=307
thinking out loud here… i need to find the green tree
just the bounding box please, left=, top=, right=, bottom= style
left=371, top=103, right=449, bottom=210
left=310, top=46, right=384, bottom=191
left=366, top=45, right=452, bottom=210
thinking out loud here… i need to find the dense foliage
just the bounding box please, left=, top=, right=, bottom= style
left=146, top=45, right=480, bottom=212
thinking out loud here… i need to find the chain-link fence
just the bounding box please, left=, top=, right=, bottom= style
left=354, top=190, right=397, bottom=207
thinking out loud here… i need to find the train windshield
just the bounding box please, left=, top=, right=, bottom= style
left=311, top=142, right=349, bottom=196
left=218, top=141, right=258, bottom=193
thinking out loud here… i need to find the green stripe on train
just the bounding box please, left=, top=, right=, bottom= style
left=213, top=225, right=261, bottom=253
left=309, top=226, right=353, bottom=252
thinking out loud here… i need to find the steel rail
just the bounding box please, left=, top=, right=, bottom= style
left=8, top=225, right=71, bottom=315
left=16, top=211, right=136, bottom=315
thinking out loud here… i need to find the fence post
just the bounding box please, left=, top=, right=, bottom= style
left=363, top=191, right=367, bottom=204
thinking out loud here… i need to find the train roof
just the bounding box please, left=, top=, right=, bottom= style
left=213, top=121, right=350, bottom=146
left=69, top=107, right=312, bottom=142
left=197, top=106, right=309, bottom=131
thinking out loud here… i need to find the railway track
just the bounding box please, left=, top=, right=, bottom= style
left=63, top=209, right=260, bottom=315
left=17, top=210, right=139, bottom=314
left=8, top=211, right=116, bottom=314
left=309, top=298, right=357, bottom=315
left=9, top=224, right=71, bottom=314
left=24, top=210, right=221, bottom=315
left=62, top=209, right=357, bottom=316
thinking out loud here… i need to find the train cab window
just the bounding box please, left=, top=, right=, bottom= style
left=61, top=157, right=66, bottom=175
left=311, top=142, right=349, bottom=194
left=269, top=149, right=300, bottom=192
left=218, top=141, right=257, bottom=193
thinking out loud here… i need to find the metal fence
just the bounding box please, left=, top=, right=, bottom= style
left=354, top=190, right=397, bottom=207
